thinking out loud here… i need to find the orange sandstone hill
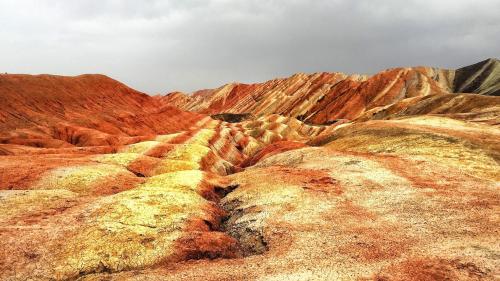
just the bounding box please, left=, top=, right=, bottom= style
left=0, top=60, right=499, bottom=280
left=0, top=74, right=204, bottom=150
left=160, top=58, right=500, bottom=124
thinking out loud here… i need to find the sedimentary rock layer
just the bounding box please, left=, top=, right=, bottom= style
left=0, top=61, right=499, bottom=280
left=73, top=115, right=499, bottom=281
left=161, top=59, right=500, bottom=124
left=0, top=111, right=328, bottom=279
left=0, top=74, right=204, bottom=149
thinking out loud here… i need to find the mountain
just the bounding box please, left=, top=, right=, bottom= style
left=161, top=59, right=500, bottom=124
left=0, top=74, right=204, bottom=148
left=453, top=58, right=500, bottom=96
left=1, top=62, right=499, bottom=280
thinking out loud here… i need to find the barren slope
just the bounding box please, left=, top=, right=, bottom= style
left=161, top=59, right=499, bottom=124
left=0, top=74, right=204, bottom=149
left=0, top=66, right=499, bottom=281
left=453, top=58, right=500, bottom=96
left=71, top=115, right=499, bottom=281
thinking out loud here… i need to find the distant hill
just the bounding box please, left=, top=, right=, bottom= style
left=160, top=59, right=500, bottom=124
left=0, top=74, right=203, bottom=147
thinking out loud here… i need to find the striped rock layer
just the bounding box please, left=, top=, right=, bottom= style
left=0, top=111, right=326, bottom=280
left=0, top=74, right=205, bottom=149
left=0, top=61, right=499, bottom=280
left=161, top=58, right=500, bottom=124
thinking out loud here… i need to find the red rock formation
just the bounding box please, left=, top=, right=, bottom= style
left=160, top=68, right=454, bottom=124
left=0, top=74, right=204, bottom=148
left=160, top=59, right=499, bottom=124
left=0, top=61, right=499, bottom=280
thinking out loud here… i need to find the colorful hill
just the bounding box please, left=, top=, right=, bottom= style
left=0, top=60, right=499, bottom=280
left=161, top=59, right=500, bottom=124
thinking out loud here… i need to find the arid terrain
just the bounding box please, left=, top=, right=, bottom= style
left=0, top=59, right=499, bottom=281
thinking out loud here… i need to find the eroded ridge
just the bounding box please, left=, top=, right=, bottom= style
left=1, top=61, right=499, bottom=280
left=0, top=115, right=324, bottom=280
left=161, top=59, right=500, bottom=124
left=74, top=114, right=498, bottom=281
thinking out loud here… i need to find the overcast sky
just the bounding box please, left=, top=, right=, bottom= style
left=0, top=0, right=498, bottom=94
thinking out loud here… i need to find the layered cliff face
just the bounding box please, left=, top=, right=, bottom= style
left=1, top=61, right=499, bottom=280
left=161, top=59, right=500, bottom=124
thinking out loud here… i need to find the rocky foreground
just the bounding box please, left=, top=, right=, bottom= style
left=0, top=60, right=499, bottom=280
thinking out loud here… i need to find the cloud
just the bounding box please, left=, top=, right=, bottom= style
left=0, top=0, right=498, bottom=93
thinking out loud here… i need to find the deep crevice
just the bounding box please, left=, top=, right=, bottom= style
left=130, top=170, right=146, bottom=177
left=204, top=181, right=270, bottom=257
left=214, top=184, right=239, bottom=198
left=219, top=197, right=269, bottom=257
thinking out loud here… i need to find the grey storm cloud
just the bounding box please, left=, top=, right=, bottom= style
left=0, top=0, right=499, bottom=94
